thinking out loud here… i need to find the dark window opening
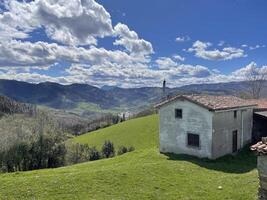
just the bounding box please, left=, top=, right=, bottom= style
left=232, top=130, right=238, bottom=153
left=187, top=133, right=200, bottom=147
left=175, top=109, right=182, bottom=118
left=234, top=110, right=237, bottom=119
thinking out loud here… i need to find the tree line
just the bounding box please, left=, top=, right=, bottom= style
left=0, top=110, right=134, bottom=173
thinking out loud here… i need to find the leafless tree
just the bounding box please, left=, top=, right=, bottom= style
left=246, top=64, right=267, bottom=99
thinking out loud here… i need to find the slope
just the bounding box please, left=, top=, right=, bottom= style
left=0, top=115, right=258, bottom=200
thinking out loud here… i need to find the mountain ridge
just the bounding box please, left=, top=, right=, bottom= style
left=0, top=79, right=265, bottom=113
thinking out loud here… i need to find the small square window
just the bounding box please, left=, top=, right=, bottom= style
left=234, top=110, right=237, bottom=119
left=175, top=109, right=182, bottom=118
left=187, top=133, right=200, bottom=147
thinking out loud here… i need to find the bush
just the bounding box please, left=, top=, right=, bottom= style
left=117, top=146, right=135, bottom=155
left=89, top=147, right=101, bottom=161
left=101, top=140, right=115, bottom=158
left=0, top=134, right=66, bottom=172
left=65, top=143, right=102, bottom=165
left=127, top=146, right=135, bottom=152
left=117, top=146, right=128, bottom=155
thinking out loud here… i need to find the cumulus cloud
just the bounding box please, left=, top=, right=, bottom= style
left=173, top=54, right=185, bottom=62
left=0, top=1, right=265, bottom=88
left=155, top=57, right=212, bottom=78
left=2, top=60, right=267, bottom=88
left=113, top=23, right=154, bottom=58
left=0, top=40, right=149, bottom=68
left=155, top=57, right=177, bottom=69
left=231, top=62, right=267, bottom=80
left=188, top=40, right=246, bottom=60
left=0, top=0, right=113, bottom=45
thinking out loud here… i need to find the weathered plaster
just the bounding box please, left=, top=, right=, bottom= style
left=159, top=99, right=253, bottom=159
left=212, top=108, right=253, bottom=159
left=159, top=99, right=213, bottom=158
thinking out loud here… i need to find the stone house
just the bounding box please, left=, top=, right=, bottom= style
left=156, top=95, right=256, bottom=159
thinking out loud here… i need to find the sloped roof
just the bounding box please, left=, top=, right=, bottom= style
left=251, top=138, right=267, bottom=155
left=155, top=95, right=257, bottom=111
left=246, top=99, right=267, bottom=111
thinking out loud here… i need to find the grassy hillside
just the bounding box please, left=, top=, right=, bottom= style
left=74, top=115, right=159, bottom=150
left=0, top=115, right=258, bottom=200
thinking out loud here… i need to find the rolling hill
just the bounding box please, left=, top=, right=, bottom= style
left=1, top=79, right=266, bottom=116
left=0, top=115, right=258, bottom=199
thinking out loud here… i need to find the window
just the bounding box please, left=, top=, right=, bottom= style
left=175, top=109, right=182, bottom=118
left=234, top=110, right=237, bottom=119
left=187, top=133, right=200, bottom=147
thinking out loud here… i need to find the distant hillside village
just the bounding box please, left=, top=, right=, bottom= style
left=156, top=94, right=267, bottom=159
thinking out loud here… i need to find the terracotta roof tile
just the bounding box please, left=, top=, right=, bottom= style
left=155, top=95, right=256, bottom=111
left=246, top=99, right=267, bottom=111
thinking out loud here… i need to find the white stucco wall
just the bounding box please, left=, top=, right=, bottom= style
left=159, top=99, right=213, bottom=158
left=212, top=108, right=253, bottom=159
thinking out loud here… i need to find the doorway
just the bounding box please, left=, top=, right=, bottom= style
left=232, top=130, right=238, bottom=153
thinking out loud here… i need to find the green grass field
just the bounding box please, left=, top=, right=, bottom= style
left=0, top=115, right=258, bottom=200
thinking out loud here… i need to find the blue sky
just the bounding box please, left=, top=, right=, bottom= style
left=0, top=0, right=266, bottom=87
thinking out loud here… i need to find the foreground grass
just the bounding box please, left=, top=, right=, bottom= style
left=0, top=115, right=258, bottom=200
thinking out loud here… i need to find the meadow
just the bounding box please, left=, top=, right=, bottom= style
left=0, top=115, right=258, bottom=200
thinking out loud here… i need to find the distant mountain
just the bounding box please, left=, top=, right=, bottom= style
left=0, top=80, right=177, bottom=112
left=179, top=81, right=267, bottom=97
left=101, top=85, right=119, bottom=91
left=0, top=79, right=266, bottom=115
left=0, top=80, right=116, bottom=110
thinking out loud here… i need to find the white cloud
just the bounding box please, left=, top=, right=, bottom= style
left=175, top=36, right=190, bottom=42
left=188, top=40, right=246, bottom=60
left=0, top=40, right=150, bottom=68
left=2, top=60, right=267, bottom=88
left=0, top=0, right=113, bottom=45
left=0, top=1, right=265, bottom=88
left=241, top=44, right=265, bottom=50
left=155, top=57, right=177, bottom=69
left=231, top=62, right=267, bottom=79
left=218, top=41, right=225, bottom=46
left=173, top=54, right=185, bottom=62
left=113, top=23, right=154, bottom=58
left=249, top=44, right=266, bottom=50
left=155, top=57, right=212, bottom=78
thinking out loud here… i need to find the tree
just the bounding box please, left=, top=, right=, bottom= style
left=88, top=147, right=101, bottom=161
left=246, top=63, right=267, bottom=99
left=101, top=140, right=115, bottom=158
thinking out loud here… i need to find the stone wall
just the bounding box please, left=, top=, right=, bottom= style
left=258, top=156, right=267, bottom=200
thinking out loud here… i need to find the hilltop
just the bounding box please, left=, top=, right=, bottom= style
left=0, top=115, right=258, bottom=199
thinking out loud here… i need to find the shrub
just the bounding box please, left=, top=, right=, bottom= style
left=117, top=146, right=135, bottom=155
left=65, top=143, right=102, bottom=165
left=117, top=146, right=128, bottom=155
left=101, top=140, right=115, bottom=158
left=88, top=147, right=101, bottom=161
left=127, top=146, right=135, bottom=152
